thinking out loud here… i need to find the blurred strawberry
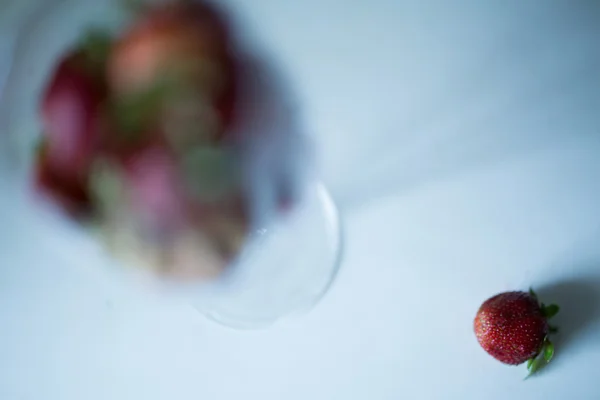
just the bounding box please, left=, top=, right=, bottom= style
left=122, top=145, right=188, bottom=234
left=37, top=30, right=113, bottom=216
left=40, top=29, right=113, bottom=175
left=109, top=1, right=231, bottom=94
left=108, top=0, right=238, bottom=142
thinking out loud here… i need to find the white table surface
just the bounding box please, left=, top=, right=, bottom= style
left=1, top=1, right=600, bottom=399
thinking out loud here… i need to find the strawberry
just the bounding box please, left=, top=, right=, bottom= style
left=41, top=51, right=106, bottom=174
left=108, top=0, right=231, bottom=95
left=474, top=288, right=560, bottom=376
left=34, top=139, right=92, bottom=217
left=121, top=145, right=188, bottom=234
left=37, top=31, right=113, bottom=215
left=107, top=0, right=238, bottom=142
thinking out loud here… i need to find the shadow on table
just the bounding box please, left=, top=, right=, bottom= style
left=334, top=25, right=600, bottom=212
left=537, top=270, right=600, bottom=363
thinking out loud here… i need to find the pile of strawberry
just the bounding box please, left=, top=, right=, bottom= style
left=34, top=0, right=253, bottom=280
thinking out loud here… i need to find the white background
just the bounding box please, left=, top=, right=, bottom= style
left=1, top=0, right=600, bottom=399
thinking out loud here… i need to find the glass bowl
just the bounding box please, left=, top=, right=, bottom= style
left=0, top=0, right=343, bottom=329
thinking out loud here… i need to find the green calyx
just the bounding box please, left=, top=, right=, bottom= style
left=112, top=69, right=199, bottom=146
left=541, top=303, right=560, bottom=319
left=525, top=337, right=555, bottom=378
left=524, top=287, right=560, bottom=379
left=529, top=287, right=538, bottom=301
left=529, top=288, right=560, bottom=319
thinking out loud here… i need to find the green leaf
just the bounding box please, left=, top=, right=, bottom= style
left=543, top=304, right=560, bottom=319
left=544, top=341, right=555, bottom=362
left=527, top=357, right=544, bottom=375
left=525, top=340, right=555, bottom=379
left=80, top=28, right=113, bottom=66
left=529, top=287, right=538, bottom=300
left=88, top=159, right=127, bottom=217
left=526, top=355, right=546, bottom=377
left=527, top=358, right=534, bottom=370
left=113, top=79, right=173, bottom=141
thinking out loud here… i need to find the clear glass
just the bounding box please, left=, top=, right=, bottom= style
left=0, top=0, right=342, bottom=329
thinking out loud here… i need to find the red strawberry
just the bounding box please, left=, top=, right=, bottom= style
left=41, top=32, right=111, bottom=174
left=36, top=29, right=114, bottom=216
left=107, top=1, right=238, bottom=141
left=474, top=289, right=560, bottom=376
left=41, top=54, right=102, bottom=172
left=108, top=1, right=231, bottom=95
left=122, top=145, right=188, bottom=234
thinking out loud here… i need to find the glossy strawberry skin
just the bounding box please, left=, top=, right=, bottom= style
left=474, top=291, right=549, bottom=365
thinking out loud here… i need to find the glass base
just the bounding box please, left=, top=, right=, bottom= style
left=192, top=183, right=342, bottom=329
